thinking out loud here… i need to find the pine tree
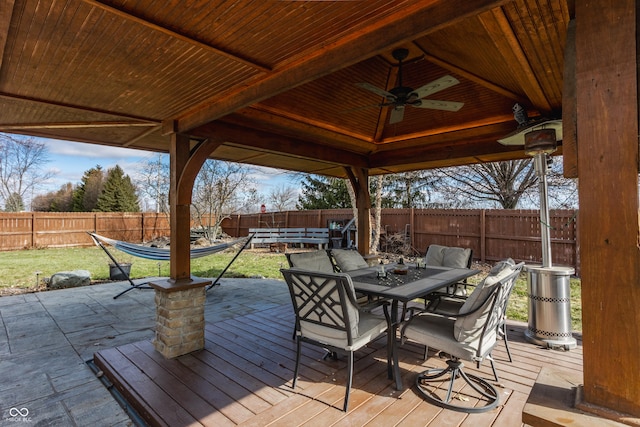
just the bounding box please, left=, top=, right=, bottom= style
left=72, top=166, right=104, bottom=211
left=95, top=165, right=140, bottom=212
left=4, top=192, right=24, bottom=212
left=296, top=175, right=351, bottom=210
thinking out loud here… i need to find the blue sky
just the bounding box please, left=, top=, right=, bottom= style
left=37, top=137, right=299, bottom=206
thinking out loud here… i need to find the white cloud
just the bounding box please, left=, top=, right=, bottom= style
left=40, top=138, right=152, bottom=159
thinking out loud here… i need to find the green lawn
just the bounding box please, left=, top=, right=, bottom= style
left=0, top=246, right=288, bottom=290
left=0, top=246, right=582, bottom=331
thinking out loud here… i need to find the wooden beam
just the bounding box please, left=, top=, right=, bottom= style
left=562, top=20, right=578, bottom=178
left=243, top=105, right=375, bottom=148
left=229, top=107, right=373, bottom=151
left=479, top=8, right=553, bottom=113
left=176, top=0, right=509, bottom=132
left=191, top=121, right=369, bottom=168
left=176, top=139, right=224, bottom=205
left=0, top=121, right=157, bottom=130
left=575, top=0, right=640, bottom=417
left=0, top=0, right=16, bottom=70
left=418, top=50, right=529, bottom=105
left=377, top=115, right=515, bottom=145
left=80, top=0, right=270, bottom=72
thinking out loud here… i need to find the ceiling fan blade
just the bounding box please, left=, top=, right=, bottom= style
left=413, top=99, right=464, bottom=112
left=355, top=82, right=395, bottom=100
left=389, top=106, right=405, bottom=124
left=411, top=75, right=460, bottom=99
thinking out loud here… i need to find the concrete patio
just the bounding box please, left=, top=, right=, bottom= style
left=0, top=278, right=290, bottom=426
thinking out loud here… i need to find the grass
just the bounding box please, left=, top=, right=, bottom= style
left=0, top=246, right=289, bottom=291
left=0, top=246, right=582, bottom=331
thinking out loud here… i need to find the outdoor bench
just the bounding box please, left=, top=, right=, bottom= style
left=249, top=227, right=329, bottom=249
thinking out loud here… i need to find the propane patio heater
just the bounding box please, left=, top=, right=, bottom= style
left=499, top=115, right=576, bottom=350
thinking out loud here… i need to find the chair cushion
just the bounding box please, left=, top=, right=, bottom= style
left=442, top=247, right=472, bottom=268
left=402, top=313, right=496, bottom=362
left=288, top=251, right=335, bottom=272
left=453, top=258, right=517, bottom=343
left=425, top=244, right=471, bottom=268
left=301, top=309, right=387, bottom=351
left=425, top=244, right=446, bottom=266
left=331, top=249, right=369, bottom=272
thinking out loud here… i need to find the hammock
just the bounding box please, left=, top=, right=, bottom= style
left=88, top=232, right=247, bottom=261
left=88, top=232, right=254, bottom=299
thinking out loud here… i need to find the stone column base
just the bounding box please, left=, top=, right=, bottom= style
left=149, top=277, right=211, bottom=359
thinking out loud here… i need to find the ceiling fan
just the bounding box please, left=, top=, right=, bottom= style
left=355, top=48, right=464, bottom=124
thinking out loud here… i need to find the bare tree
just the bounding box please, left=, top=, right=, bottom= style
left=192, top=160, right=256, bottom=240
left=439, top=158, right=577, bottom=209
left=0, top=134, right=55, bottom=211
left=135, top=154, right=170, bottom=214
left=267, top=184, right=298, bottom=211
left=439, top=159, right=538, bottom=209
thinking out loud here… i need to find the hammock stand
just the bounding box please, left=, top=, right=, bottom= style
left=88, top=232, right=254, bottom=299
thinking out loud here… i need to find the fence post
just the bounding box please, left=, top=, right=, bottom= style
left=410, top=208, right=415, bottom=249
left=31, top=212, right=36, bottom=249
left=480, top=209, right=486, bottom=263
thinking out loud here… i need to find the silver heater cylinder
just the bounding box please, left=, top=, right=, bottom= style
left=533, top=153, right=552, bottom=267
left=523, top=128, right=576, bottom=350
left=525, top=128, right=556, bottom=268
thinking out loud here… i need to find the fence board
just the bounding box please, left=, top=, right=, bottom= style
left=0, top=209, right=580, bottom=275
left=0, top=212, right=172, bottom=250
left=222, top=208, right=580, bottom=274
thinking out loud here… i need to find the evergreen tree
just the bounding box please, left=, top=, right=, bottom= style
left=95, top=165, right=140, bottom=212
left=72, top=165, right=104, bottom=211
left=296, top=175, right=351, bottom=210
left=4, top=192, right=24, bottom=212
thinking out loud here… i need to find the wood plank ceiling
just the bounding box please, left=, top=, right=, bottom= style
left=0, top=0, right=572, bottom=179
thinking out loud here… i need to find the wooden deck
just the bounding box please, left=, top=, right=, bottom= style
left=94, top=303, right=583, bottom=427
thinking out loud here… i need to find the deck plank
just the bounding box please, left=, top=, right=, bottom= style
left=132, top=340, right=256, bottom=424
left=94, top=346, right=202, bottom=427
left=95, top=305, right=583, bottom=427
left=117, top=342, right=236, bottom=427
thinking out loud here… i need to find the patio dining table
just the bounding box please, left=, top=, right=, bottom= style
left=346, top=263, right=480, bottom=391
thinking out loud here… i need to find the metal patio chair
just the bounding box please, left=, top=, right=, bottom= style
left=400, top=259, right=524, bottom=413
left=281, top=267, right=391, bottom=412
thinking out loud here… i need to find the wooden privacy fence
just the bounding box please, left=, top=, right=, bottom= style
left=220, top=208, right=580, bottom=274
left=0, top=209, right=579, bottom=275
left=0, top=212, right=171, bottom=250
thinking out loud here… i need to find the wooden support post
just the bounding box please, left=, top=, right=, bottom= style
left=575, top=0, right=640, bottom=417
left=149, top=133, right=224, bottom=358
left=169, top=133, right=192, bottom=281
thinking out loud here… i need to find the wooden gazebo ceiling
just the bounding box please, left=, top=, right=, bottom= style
left=0, top=0, right=572, bottom=179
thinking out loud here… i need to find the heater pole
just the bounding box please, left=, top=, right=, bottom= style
left=533, top=153, right=552, bottom=268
